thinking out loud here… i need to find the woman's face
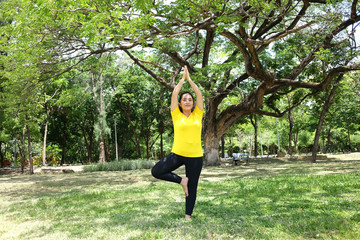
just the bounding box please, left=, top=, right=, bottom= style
left=179, top=93, right=194, bottom=112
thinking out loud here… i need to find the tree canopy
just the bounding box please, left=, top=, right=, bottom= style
left=1, top=0, right=360, bottom=165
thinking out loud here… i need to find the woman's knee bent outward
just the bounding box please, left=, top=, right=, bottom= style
left=151, top=153, right=182, bottom=184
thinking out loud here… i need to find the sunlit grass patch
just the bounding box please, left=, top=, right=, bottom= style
left=195, top=173, right=360, bottom=239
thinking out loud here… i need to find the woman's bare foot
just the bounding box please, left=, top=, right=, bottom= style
left=180, top=177, right=189, bottom=197
left=185, top=214, right=191, bottom=220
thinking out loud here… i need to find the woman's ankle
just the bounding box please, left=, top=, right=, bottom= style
left=180, top=177, right=189, bottom=197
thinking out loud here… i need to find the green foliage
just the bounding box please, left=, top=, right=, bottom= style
left=153, top=38, right=182, bottom=52
left=83, top=159, right=154, bottom=172
left=44, top=144, right=62, bottom=166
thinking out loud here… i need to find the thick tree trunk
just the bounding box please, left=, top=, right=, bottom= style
left=203, top=132, right=221, bottom=166
left=221, top=135, right=225, bottom=158
left=203, top=101, right=221, bottom=166
left=202, top=88, right=265, bottom=165
left=312, top=74, right=343, bottom=162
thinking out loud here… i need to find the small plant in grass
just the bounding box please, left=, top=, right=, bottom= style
left=83, top=159, right=154, bottom=172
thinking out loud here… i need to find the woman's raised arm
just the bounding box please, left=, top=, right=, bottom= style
left=186, top=68, right=203, bottom=111
left=171, top=67, right=187, bottom=111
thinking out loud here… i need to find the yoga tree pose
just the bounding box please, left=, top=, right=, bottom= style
left=151, top=66, right=203, bottom=220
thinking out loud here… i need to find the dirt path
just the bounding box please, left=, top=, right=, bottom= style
left=0, top=165, right=84, bottom=175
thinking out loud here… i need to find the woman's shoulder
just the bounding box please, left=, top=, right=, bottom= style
left=171, top=105, right=181, bottom=116
left=193, top=105, right=203, bottom=117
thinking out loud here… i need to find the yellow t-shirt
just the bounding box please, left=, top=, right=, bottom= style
left=171, top=105, right=203, bottom=157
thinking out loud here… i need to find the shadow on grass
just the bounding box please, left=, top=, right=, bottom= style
left=1, top=157, right=359, bottom=239
left=0, top=170, right=156, bottom=200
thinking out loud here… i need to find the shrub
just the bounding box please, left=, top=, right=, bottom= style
left=83, top=159, right=154, bottom=172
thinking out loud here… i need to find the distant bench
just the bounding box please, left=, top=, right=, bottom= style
left=232, top=153, right=249, bottom=165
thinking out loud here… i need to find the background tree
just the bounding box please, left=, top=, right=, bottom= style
left=332, top=73, right=360, bottom=151
left=112, top=62, right=172, bottom=159
left=312, top=73, right=344, bottom=162
left=51, top=71, right=98, bottom=164
left=40, top=82, right=62, bottom=166
left=249, top=115, right=259, bottom=157
left=89, top=53, right=112, bottom=163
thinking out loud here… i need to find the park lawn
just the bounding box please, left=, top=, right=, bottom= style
left=0, top=156, right=359, bottom=239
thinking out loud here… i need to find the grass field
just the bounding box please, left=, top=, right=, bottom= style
left=1, top=153, right=359, bottom=239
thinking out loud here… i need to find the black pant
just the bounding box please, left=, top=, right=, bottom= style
left=151, top=153, right=203, bottom=216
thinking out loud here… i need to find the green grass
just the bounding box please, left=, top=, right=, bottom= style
left=1, top=156, right=359, bottom=239
left=83, top=159, right=154, bottom=172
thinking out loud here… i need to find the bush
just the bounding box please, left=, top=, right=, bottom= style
left=83, top=159, right=154, bottom=172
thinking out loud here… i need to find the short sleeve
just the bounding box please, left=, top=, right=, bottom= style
left=171, top=105, right=181, bottom=117
left=193, top=105, right=203, bottom=118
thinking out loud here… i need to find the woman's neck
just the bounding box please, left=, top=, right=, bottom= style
left=183, top=110, right=191, bottom=117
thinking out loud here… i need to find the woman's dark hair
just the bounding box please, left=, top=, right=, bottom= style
left=178, top=91, right=195, bottom=113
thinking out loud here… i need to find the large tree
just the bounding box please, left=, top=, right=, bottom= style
left=1, top=0, right=360, bottom=165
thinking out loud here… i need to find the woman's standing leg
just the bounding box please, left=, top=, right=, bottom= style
left=184, top=156, right=203, bottom=217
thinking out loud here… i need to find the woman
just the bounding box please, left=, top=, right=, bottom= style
left=151, top=66, right=203, bottom=220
